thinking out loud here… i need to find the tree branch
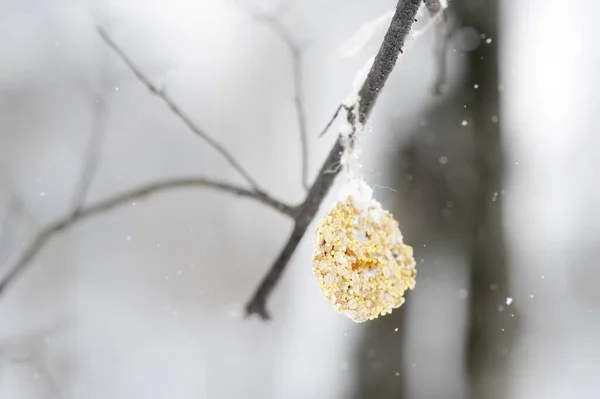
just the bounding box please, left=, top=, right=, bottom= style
left=293, top=47, right=310, bottom=192
left=70, top=84, right=112, bottom=215
left=318, top=104, right=350, bottom=138
left=0, top=177, right=295, bottom=296
left=97, top=27, right=263, bottom=192
left=253, top=14, right=310, bottom=191
left=79, top=178, right=296, bottom=219
left=0, top=197, right=22, bottom=266
left=245, top=0, right=422, bottom=320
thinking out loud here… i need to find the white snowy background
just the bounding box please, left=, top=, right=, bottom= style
left=1, top=0, right=599, bottom=398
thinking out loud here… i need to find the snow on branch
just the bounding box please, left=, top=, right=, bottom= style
left=339, top=9, right=396, bottom=58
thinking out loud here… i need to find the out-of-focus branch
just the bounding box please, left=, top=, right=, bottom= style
left=424, top=0, right=450, bottom=94
left=253, top=14, right=310, bottom=191
left=0, top=177, right=296, bottom=296
left=0, top=325, right=68, bottom=397
left=70, top=87, right=112, bottom=215
left=245, top=0, right=422, bottom=320
left=79, top=178, right=296, bottom=219
left=0, top=197, right=22, bottom=266
left=97, top=27, right=264, bottom=192
left=292, top=45, right=309, bottom=191
left=0, top=74, right=114, bottom=293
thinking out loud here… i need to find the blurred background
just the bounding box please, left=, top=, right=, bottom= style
left=1, top=0, right=599, bottom=398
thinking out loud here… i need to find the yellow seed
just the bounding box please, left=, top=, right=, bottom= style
left=312, top=194, right=416, bottom=323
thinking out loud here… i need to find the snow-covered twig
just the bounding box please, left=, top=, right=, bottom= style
left=245, top=0, right=423, bottom=320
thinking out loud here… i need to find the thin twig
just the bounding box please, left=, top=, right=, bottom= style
left=245, top=0, right=422, bottom=320
left=0, top=197, right=22, bottom=266
left=318, top=104, right=350, bottom=138
left=293, top=47, right=310, bottom=191
left=0, top=177, right=295, bottom=296
left=97, top=27, right=263, bottom=192
left=79, top=178, right=296, bottom=219
left=70, top=86, right=112, bottom=215
left=253, top=14, right=310, bottom=191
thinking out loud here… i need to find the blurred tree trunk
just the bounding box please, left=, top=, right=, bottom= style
left=352, top=311, right=409, bottom=398
left=352, top=1, right=516, bottom=398
left=456, top=2, right=517, bottom=399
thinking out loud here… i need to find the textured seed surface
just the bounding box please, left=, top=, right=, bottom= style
left=312, top=195, right=416, bottom=322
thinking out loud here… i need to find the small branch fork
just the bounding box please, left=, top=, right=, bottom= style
left=0, top=0, right=424, bottom=321
left=319, top=104, right=351, bottom=138
left=70, top=77, right=113, bottom=216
